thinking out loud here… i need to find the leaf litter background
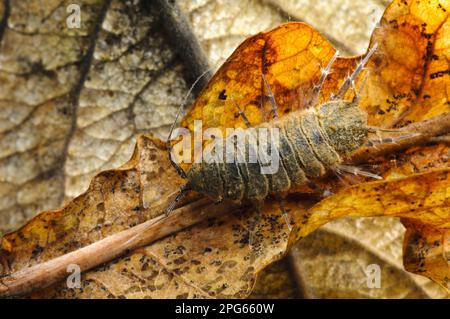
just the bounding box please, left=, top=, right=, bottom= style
left=0, top=0, right=448, bottom=298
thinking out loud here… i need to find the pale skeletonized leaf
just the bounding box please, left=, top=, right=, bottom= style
left=178, top=0, right=386, bottom=69
left=0, top=0, right=447, bottom=299
left=64, top=1, right=188, bottom=199
left=0, top=0, right=188, bottom=233
left=268, top=0, right=387, bottom=55
left=178, top=0, right=285, bottom=69
left=0, top=0, right=106, bottom=233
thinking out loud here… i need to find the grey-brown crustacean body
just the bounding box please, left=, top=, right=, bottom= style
left=169, top=42, right=379, bottom=206
left=186, top=100, right=368, bottom=202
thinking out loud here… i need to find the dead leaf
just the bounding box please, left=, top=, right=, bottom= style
left=0, top=0, right=188, bottom=234
left=180, top=0, right=448, bottom=298
left=288, top=227, right=437, bottom=298
left=0, top=0, right=445, bottom=297
left=267, top=0, right=387, bottom=55
left=403, top=220, right=450, bottom=293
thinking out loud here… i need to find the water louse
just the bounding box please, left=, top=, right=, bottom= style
left=171, top=45, right=380, bottom=205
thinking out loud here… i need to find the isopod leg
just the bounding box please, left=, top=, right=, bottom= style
left=248, top=200, right=264, bottom=263
left=164, top=184, right=190, bottom=216
left=232, top=98, right=252, bottom=127
left=168, top=153, right=187, bottom=178
left=332, top=43, right=378, bottom=100
left=278, top=199, right=292, bottom=232
left=309, top=50, right=340, bottom=107
left=352, top=72, right=370, bottom=104
left=334, top=164, right=382, bottom=180
left=262, top=74, right=279, bottom=119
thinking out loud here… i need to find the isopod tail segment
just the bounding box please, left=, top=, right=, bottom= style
left=324, top=43, right=384, bottom=181
left=329, top=42, right=419, bottom=179
left=365, top=126, right=422, bottom=147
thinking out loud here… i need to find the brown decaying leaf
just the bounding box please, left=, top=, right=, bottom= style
left=288, top=228, right=436, bottom=298
left=0, top=135, right=304, bottom=298
left=0, top=0, right=449, bottom=298
left=0, top=0, right=106, bottom=234
left=0, top=0, right=188, bottom=233
left=181, top=0, right=448, bottom=298
left=1, top=131, right=447, bottom=298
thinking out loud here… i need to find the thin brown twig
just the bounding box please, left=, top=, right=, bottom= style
left=0, top=198, right=237, bottom=298
left=0, top=113, right=448, bottom=298
left=352, top=113, right=450, bottom=163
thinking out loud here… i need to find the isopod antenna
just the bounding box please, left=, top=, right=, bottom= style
left=332, top=43, right=378, bottom=101
left=166, top=68, right=213, bottom=178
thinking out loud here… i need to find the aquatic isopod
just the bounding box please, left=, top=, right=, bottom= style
left=185, top=99, right=369, bottom=202
left=167, top=44, right=382, bottom=208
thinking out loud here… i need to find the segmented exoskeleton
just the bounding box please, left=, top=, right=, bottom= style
left=174, top=45, right=380, bottom=204
left=165, top=43, right=410, bottom=221
left=186, top=100, right=368, bottom=202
